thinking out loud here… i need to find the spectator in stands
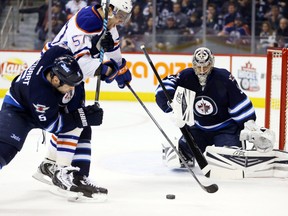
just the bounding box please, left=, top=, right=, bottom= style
left=143, top=16, right=153, bottom=36
left=157, top=0, right=173, bottom=28
left=170, top=2, right=188, bottom=29
left=220, top=2, right=241, bottom=30
left=257, top=21, right=276, bottom=50
left=185, top=13, right=202, bottom=34
left=51, top=2, right=67, bottom=26
left=206, top=3, right=220, bottom=33
left=142, top=0, right=153, bottom=16
left=267, top=5, right=283, bottom=31
left=18, top=0, right=48, bottom=33
left=130, top=4, right=145, bottom=34
left=218, top=16, right=250, bottom=45
left=118, top=19, right=138, bottom=36
left=237, top=0, right=252, bottom=25
left=275, top=18, right=288, bottom=47
left=120, top=36, right=136, bottom=52
left=156, top=15, right=182, bottom=50
left=181, top=0, right=196, bottom=17
left=65, top=0, right=87, bottom=19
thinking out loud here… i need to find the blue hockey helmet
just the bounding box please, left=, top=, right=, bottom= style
left=51, top=55, right=83, bottom=86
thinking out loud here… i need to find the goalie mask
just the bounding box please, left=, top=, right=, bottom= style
left=192, top=47, right=215, bottom=86
left=102, top=0, right=133, bottom=24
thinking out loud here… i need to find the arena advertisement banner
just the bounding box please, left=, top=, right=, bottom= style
left=0, top=51, right=266, bottom=107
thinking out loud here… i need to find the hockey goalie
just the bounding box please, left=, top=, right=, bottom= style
left=158, top=47, right=288, bottom=179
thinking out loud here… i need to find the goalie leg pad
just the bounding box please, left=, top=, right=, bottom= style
left=162, top=138, right=181, bottom=169
left=205, top=146, right=288, bottom=178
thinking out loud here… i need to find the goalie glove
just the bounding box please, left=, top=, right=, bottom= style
left=253, top=128, right=275, bottom=153
left=240, top=120, right=275, bottom=153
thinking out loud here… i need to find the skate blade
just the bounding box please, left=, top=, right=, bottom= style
left=32, top=172, right=52, bottom=185
left=68, top=193, right=108, bottom=203
left=50, top=186, right=107, bottom=203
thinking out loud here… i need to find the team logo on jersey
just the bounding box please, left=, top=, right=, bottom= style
left=33, top=104, right=50, bottom=113
left=194, top=96, right=217, bottom=116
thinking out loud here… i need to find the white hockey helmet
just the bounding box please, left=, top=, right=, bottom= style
left=192, top=47, right=215, bottom=75
left=102, top=0, right=133, bottom=23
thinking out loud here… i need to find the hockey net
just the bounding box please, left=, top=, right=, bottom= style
left=265, top=48, right=288, bottom=150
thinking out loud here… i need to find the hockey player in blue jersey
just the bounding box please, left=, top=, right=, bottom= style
left=33, top=0, right=133, bottom=200
left=0, top=45, right=107, bottom=195
left=156, top=47, right=257, bottom=168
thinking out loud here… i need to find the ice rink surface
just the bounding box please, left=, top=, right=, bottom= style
left=0, top=100, right=287, bottom=216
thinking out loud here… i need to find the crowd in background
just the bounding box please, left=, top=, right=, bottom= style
left=13, top=0, right=288, bottom=52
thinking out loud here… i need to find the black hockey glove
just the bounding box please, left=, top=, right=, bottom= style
left=91, top=32, right=114, bottom=56
left=100, top=32, right=114, bottom=52
left=73, top=104, right=103, bottom=127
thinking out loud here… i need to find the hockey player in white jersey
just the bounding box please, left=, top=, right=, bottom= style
left=33, top=0, right=133, bottom=201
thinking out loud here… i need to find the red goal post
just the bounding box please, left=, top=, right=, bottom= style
left=265, top=48, right=288, bottom=150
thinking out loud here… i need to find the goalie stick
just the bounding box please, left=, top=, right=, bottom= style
left=126, top=83, right=218, bottom=193
left=140, top=45, right=211, bottom=177
left=95, top=0, right=110, bottom=102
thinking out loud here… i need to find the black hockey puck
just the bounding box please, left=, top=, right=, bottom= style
left=166, top=194, right=176, bottom=199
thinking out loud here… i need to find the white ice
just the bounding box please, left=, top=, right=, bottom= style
left=0, top=100, right=287, bottom=216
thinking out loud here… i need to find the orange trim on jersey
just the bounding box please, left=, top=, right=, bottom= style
left=74, top=51, right=91, bottom=59
left=114, top=41, right=120, bottom=47
left=57, top=140, right=78, bottom=147
left=51, top=134, right=57, bottom=142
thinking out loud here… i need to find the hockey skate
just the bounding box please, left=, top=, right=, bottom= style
left=32, top=158, right=55, bottom=185
left=69, top=175, right=108, bottom=202
left=51, top=166, right=107, bottom=202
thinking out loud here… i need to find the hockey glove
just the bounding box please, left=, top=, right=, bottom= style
left=90, top=32, right=114, bottom=57
left=73, top=104, right=103, bottom=127
left=155, top=86, right=176, bottom=113
left=100, top=32, right=114, bottom=52
left=115, top=58, right=132, bottom=89
left=100, top=58, right=119, bottom=83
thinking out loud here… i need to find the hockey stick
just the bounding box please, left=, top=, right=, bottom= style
left=95, top=0, right=110, bottom=102
left=140, top=45, right=211, bottom=177
left=126, top=83, right=218, bottom=193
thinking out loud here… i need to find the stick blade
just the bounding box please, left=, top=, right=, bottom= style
left=205, top=184, right=219, bottom=193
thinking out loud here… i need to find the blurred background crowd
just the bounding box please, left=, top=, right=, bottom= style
left=0, top=0, right=288, bottom=54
